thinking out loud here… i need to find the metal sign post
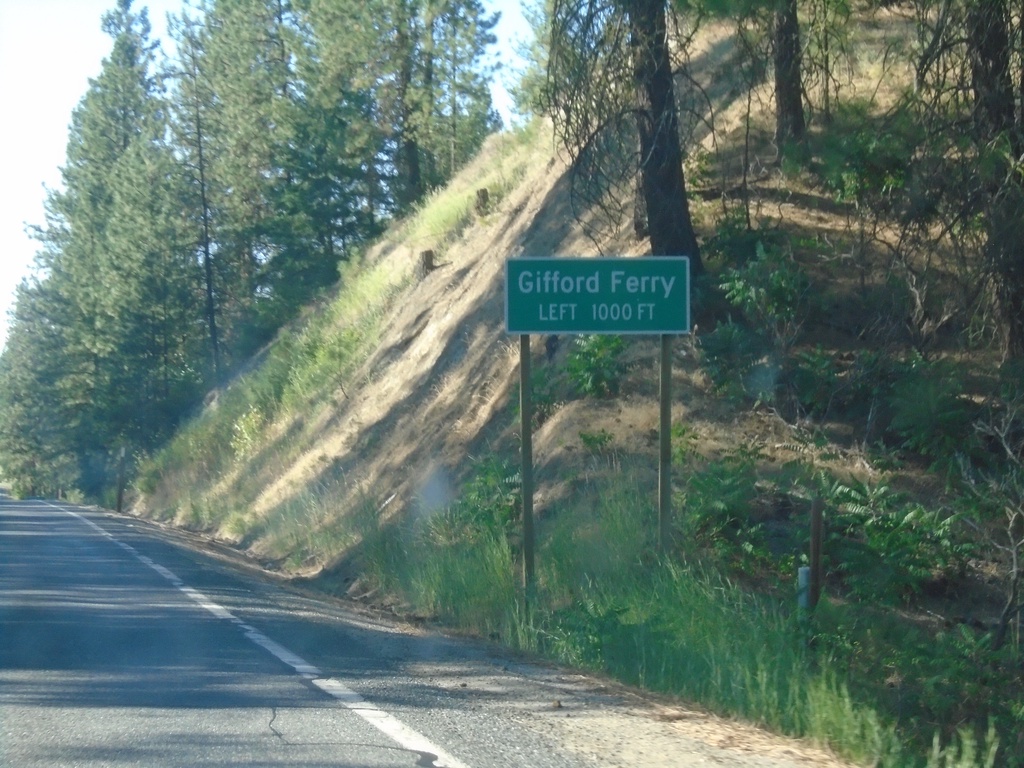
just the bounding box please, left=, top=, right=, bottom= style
left=519, top=334, right=535, bottom=596
left=659, top=333, right=672, bottom=552
left=506, top=257, right=691, bottom=591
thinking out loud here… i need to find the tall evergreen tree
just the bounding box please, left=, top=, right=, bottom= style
left=429, top=0, right=501, bottom=181
left=198, top=0, right=299, bottom=350
left=168, top=9, right=224, bottom=379
left=103, top=129, right=205, bottom=445
left=6, top=0, right=200, bottom=493
left=303, top=0, right=499, bottom=212
left=0, top=280, right=80, bottom=496
left=35, top=0, right=165, bottom=489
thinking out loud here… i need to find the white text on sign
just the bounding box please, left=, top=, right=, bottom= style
left=517, top=270, right=677, bottom=300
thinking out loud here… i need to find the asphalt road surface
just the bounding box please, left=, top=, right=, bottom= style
left=0, top=496, right=848, bottom=768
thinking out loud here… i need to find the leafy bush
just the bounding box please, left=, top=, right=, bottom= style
left=566, top=334, right=626, bottom=397
left=703, top=205, right=764, bottom=265
left=784, top=345, right=907, bottom=426
left=671, top=423, right=698, bottom=465
left=720, top=241, right=812, bottom=352
left=579, top=429, right=613, bottom=452
left=887, top=359, right=981, bottom=474
left=675, top=446, right=779, bottom=574
left=529, top=365, right=561, bottom=427
left=819, top=478, right=972, bottom=603
left=679, top=448, right=760, bottom=540
left=788, top=345, right=841, bottom=419
left=701, top=241, right=813, bottom=409
left=812, top=100, right=921, bottom=211
left=426, top=457, right=521, bottom=543
left=697, top=320, right=768, bottom=401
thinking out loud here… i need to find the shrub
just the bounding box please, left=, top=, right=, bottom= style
left=697, top=320, right=768, bottom=401
left=819, top=478, right=973, bottom=603
left=789, top=345, right=840, bottom=419
left=579, top=429, right=613, bottom=452
left=720, top=241, right=812, bottom=353
left=887, top=359, right=981, bottom=475
left=811, top=100, right=921, bottom=212
left=567, top=335, right=626, bottom=397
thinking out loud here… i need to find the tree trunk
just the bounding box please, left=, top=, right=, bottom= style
left=633, top=173, right=649, bottom=240
left=627, top=0, right=703, bottom=273
left=987, top=184, right=1024, bottom=359
left=774, top=0, right=806, bottom=145
left=968, top=0, right=1016, bottom=149
left=194, top=105, right=221, bottom=380
left=396, top=2, right=424, bottom=208
left=968, top=0, right=1024, bottom=358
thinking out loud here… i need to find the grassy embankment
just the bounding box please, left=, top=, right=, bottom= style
left=137, top=115, right=1018, bottom=768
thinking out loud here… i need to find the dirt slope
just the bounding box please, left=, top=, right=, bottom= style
left=236, top=124, right=714, bottom=545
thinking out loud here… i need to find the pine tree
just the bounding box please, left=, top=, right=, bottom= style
left=0, top=281, right=80, bottom=496
left=428, top=0, right=501, bottom=182
left=199, top=0, right=297, bottom=352
left=103, top=128, right=205, bottom=445
left=168, top=9, right=223, bottom=379
left=303, top=0, right=500, bottom=212
left=26, top=0, right=186, bottom=493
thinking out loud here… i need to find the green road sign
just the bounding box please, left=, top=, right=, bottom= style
left=505, top=257, right=690, bottom=334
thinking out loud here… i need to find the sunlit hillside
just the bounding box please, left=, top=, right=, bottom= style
left=138, top=120, right=567, bottom=557
left=134, top=6, right=1024, bottom=767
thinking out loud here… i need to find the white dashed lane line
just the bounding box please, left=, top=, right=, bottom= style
left=53, top=503, right=471, bottom=768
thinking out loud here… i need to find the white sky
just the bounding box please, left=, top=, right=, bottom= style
left=0, top=0, right=528, bottom=352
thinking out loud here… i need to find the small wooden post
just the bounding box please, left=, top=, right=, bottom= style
left=658, top=333, right=672, bottom=552
left=809, top=498, right=824, bottom=609
left=116, top=446, right=127, bottom=515
left=475, top=188, right=490, bottom=215
left=520, top=334, right=535, bottom=597
left=419, top=249, right=436, bottom=278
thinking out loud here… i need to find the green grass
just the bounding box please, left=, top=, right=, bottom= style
left=134, top=251, right=408, bottom=533
left=400, top=122, right=538, bottom=253
left=352, top=454, right=1011, bottom=768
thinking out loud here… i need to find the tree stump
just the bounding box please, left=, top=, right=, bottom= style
left=475, top=188, right=490, bottom=215
left=419, top=249, right=436, bottom=279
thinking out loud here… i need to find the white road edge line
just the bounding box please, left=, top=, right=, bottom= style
left=52, top=503, right=471, bottom=768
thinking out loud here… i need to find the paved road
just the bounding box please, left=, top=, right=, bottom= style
left=0, top=496, right=602, bottom=768
left=0, top=496, right=847, bottom=768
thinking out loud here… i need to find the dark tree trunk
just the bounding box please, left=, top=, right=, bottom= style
left=195, top=107, right=220, bottom=380
left=968, top=0, right=1024, bottom=358
left=627, top=0, right=703, bottom=273
left=987, top=180, right=1024, bottom=359
left=396, top=4, right=424, bottom=209
left=774, top=0, right=805, bottom=145
left=968, top=0, right=1017, bottom=151
left=633, top=174, right=649, bottom=240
